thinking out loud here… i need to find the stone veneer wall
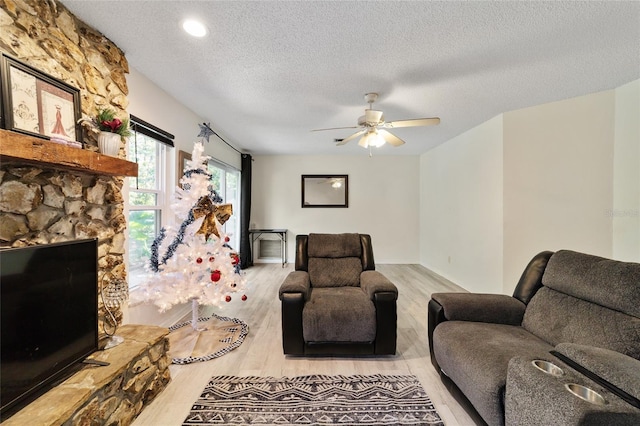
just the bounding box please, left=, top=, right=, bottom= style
left=0, top=0, right=130, bottom=325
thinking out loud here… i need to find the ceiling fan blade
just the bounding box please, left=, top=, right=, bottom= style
left=312, top=126, right=358, bottom=132
left=379, top=129, right=405, bottom=147
left=336, top=129, right=366, bottom=146
left=386, top=117, right=440, bottom=128
left=364, top=109, right=384, bottom=124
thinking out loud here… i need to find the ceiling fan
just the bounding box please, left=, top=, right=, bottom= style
left=312, top=93, right=440, bottom=149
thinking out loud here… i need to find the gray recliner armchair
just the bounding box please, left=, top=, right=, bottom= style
left=278, top=233, right=398, bottom=355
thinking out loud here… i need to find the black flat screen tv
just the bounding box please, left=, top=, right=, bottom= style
left=0, top=238, right=98, bottom=419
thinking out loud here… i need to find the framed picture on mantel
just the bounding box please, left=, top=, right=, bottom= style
left=0, top=53, right=82, bottom=144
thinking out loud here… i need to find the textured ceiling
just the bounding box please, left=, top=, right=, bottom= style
left=61, top=1, right=640, bottom=156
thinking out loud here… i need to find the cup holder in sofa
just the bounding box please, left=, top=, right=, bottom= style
left=531, top=360, right=564, bottom=377
left=565, top=383, right=607, bottom=405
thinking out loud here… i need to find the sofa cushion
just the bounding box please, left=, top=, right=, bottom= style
left=308, top=257, right=362, bottom=287
left=433, top=321, right=553, bottom=426
left=308, top=233, right=362, bottom=258
left=542, top=250, right=640, bottom=318
left=522, top=287, right=640, bottom=360
left=303, top=287, right=375, bottom=342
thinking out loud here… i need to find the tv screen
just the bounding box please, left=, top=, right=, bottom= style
left=0, top=238, right=98, bottom=418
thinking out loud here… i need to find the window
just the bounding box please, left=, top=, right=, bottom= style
left=126, top=116, right=174, bottom=288
left=207, top=159, right=241, bottom=249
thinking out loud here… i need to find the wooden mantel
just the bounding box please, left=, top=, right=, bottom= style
left=0, top=129, right=138, bottom=177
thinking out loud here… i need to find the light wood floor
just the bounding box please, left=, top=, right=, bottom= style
left=132, top=264, right=479, bottom=426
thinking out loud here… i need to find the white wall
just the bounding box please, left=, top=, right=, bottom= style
left=126, top=68, right=242, bottom=172
left=418, top=81, right=639, bottom=295
left=613, top=80, right=640, bottom=261
left=502, top=89, right=615, bottom=292
left=251, top=155, right=420, bottom=263
left=419, top=116, right=504, bottom=293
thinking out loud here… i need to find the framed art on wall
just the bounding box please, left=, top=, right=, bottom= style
left=0, top=53, right=82, bottom=143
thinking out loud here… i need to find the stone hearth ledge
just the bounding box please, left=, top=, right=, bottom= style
left=2, top=324, right=171, bottom=426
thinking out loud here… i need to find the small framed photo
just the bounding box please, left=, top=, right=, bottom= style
left=0, top=53, right=82, bottom=143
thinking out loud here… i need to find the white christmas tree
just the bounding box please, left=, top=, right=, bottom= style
left=137, top=139, right=246, bottom=330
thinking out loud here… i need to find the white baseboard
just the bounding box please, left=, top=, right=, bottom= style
left=253, top=258, right=286, bottom=264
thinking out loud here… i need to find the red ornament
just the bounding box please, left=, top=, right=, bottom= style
left=241, top=295, right=247, bottom=301
left=209, top=256, right=215, bottom=262
left=225, top=295, right=232, bottom=302
left=196, top=257, right=203, bottom=264
left=231, top=255, right=239, bottom=265
left=210, top=270, right=221, bottom=282
left=224, top=236, right=230, bottom=242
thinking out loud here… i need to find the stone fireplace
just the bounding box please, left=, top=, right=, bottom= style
left=1, top=1, right=170, bottom=423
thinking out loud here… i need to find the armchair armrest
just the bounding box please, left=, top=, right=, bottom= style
left=431, top=292, right=526, bottom=325
left=360, top=270, right=398, bottom=300
left=279, top=271, right=310, bottom=355
left=359, top=271, right=397, bottom=355
left=279, top=271, right=311, bottom=301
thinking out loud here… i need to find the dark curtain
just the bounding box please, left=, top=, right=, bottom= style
left=239, top=153, right=253, bottom=269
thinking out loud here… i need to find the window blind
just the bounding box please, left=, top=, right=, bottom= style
left=130, top=114, right=174, bottom=147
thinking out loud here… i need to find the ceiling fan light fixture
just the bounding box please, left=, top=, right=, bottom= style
left=358, top=132, right=371, bottom=148
left=369, top=130, right=386, bottom=148
left=359, top=130, right=385, bottom=148
left=373, top=136, right=386, bottom=148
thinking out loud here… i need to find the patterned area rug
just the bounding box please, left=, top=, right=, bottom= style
left=183, top=374, right=444, bottom=425
left=168, top=313, right=248, bottom=364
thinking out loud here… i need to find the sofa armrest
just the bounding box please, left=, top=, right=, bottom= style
left=428, top=293, right=526, bottom=373
left=360, top=270, right=398, bottom=300
left=431, top=292, right=526, bottom=325
left=279, top=271, right=311, bottom=301
left=553, top=343, right=640, bottom=408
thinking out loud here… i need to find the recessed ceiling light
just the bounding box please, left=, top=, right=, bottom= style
left=182, top=19, right=207, bottom=37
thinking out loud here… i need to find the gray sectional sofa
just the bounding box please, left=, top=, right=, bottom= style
left=428, top=250, right=640, bottom=425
